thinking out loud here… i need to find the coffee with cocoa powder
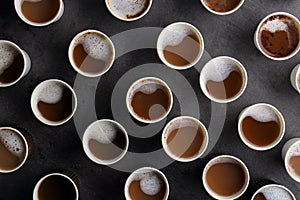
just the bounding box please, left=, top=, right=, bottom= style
left=203, top=0, right=242, bottom=13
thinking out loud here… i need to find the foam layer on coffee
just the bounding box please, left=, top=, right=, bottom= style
left=108, top=0, right=149, bottom=19
left=134, top=172, right=162, bottom=196
left=0, top=43, right=20, bottom=75
left=286, top=142, right=300, bottom=178
left=161, top=28, right=193, bottom=49
left=261, top=17, right=291, bottom=33
left=260, top=186, right=293, bottom=200
left=166, top=118, right=200, bottom=137
left=246, top=106, right=278, bottom=123
left=203, top=60, right=237, bottom=82
left=0, top=129, right=25, bottom=157
left=38, top=82, right=65, bottom=104
left=74, top=33, right=112, bottom=61
left=86, top=121, right=117, bottom=144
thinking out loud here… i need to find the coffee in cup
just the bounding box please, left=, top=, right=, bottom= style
left=282, top=138, right=300, bottom=182
left=290, top=64, right=300, bottom=94
left=201, top=0, right=244, bottom=15
left=252, top=184, right=295, bottom=200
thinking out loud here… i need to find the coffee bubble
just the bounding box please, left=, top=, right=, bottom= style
left=0, top=129, right=25, bottom=157
left=38, top=82, right=64, bottom=104
left=135, top=172, right=162, bottom=196
left=107, top=0, right=150, bottom=19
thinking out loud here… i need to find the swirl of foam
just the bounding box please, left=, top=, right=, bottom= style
left=75, top=33, right=112, bottom=61
left=38, top=82, right=64, bottom=104
left=261, top=186, right=293, bottom=200
left=108, top=0, right=149, bottom=18
left=246, top=106, right=278, bottom=122
left=262, top=18, right=289, bottom=33
left=86, top=121, right=117, bottom=144
left=161, top=27, right=191, bottom=49
left=0, top=129, right=25, bottom=157
left=0, top=43, right=19, bottom=76
left=135, top=172, right=162, bottom=196
left=203, top=60, right=236, bottom=82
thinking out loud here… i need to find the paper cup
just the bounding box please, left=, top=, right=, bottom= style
left=200, top=0, right=245, bottom=15
left=290, top=64, right=300, bottom=94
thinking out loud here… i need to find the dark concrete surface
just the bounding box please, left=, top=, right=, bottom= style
left=0, top=0, right=300, bottom=199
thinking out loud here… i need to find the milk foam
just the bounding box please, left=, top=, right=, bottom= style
left=135, top=172, right=162, bottom=196
left=86, top=121, right=117, bottom=144
left=246, top=106, right=278, bottom=122
left=287, top=142, right=300, bottom=178
left=262, top=18, right=289, bottom=33
left=108, top=0, right=149, bottom=19
left=261, top=186, right=293, bottom=200
left=38, top=82, right=64, bottom=104
left=161, top=27, right=192, bottom=49
left=75, top=33, right=112, bottom=61
left=203, top=60, right=236, bottom=82
left=0, top=129, right=25, bottom=157
left=0, top=43, right=19, bottom=76
left=137, top=83, right=161, bottom=94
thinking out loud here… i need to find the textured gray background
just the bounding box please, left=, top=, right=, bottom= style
left=0, top=0, right=300, bottom=199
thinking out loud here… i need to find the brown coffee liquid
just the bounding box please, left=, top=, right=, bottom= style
left=206, top=163, right=245, bottom=196
left=290, top=156, right=300, bottom=176
left=204, top=0, right=242, bottom=12
left=166, top=126, right=204, bottom=158
left=73, top=43, right=107, bottom=74
left=88, top=131, right=126, bottom=160
left=0, top=54, right=24, bottom=84
left=131, top=84, right=171, bottom=121
left=253, top=193, right=267, bottom=200
left=37, top=88, right=73, bottom=122
left=126, top=0, right=151, bottom=19
left=259, top=16, right=299, bottom=58
left=242, top=116, right=280, bottom=146
left=163, top=33, right=200, bottom=66
left=129, top=173, right=167, bottom=200
left=21, top=0, right=60, bottom=23
left=206, top=70, right=243, bottom=100
left=38, top=175, right=76, bottom=200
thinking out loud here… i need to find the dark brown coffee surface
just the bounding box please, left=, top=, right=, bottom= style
left=253, top=193, right=267, bottom=200
left=129, top=174, right=167, bottom=200
left=21, top=0, right=60, bottom=23
left=206, top=70, right=243, bottom=100
left=290, top=156, right=300, bottom=176
left=0, top=54, right=24, bottom=84
left=73, top=43, right=107, bottom=74
left=88, top=131, right=126, bottom=160
left=0, top=131, right=26, bottom=171
left=259, top=16, right=299, bottom=58
left=206, top=162, right=245, bottom=196
left=166, top=125, right=204, bottom=158
left=242, top=116, right=280, bottom=147
left=38, top=175, right=76, bottom=200
left=37, top=88, right=73, bottom=122
left=203, top=0, right=242, bottom=12
left=163, top=33, right=200, bottom=66
left=131, top=84, right=170, bottom=121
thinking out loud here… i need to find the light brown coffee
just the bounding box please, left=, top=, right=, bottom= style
left=290, top=156, right=300, bottom=176
left=203, top=0, right=242, bottom=13
left=21, top=0, right=60, bottom=23
left=38, top=175, right=76, bottom=200
left=206, top=163, right=246, bottom=196
left=0, top=129, right=26, bottom=171
left=253, top=193, right=267, bottom=200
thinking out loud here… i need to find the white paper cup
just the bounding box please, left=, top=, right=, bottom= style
left=68, top=29, right=115, bottom=78
left=200, top=0, right=245, bottom=15
left=238, top=103, right=285, bottom=151
left=124, top=167, right=169, bottom=200
left=0, top=40, right=31, bottom=87
left=105, top=0, right=152, bottom=22
left=251, top=184, right=296, bottom=200
left=254, top=12, right=300, bottom=61
left=290, top=64, right=300, bottom=94
left=157, top=22, right=204, bottom=70
left=14, top=0, right=64, bottom=27
left=126, top=77, right=173, bottom=124
left=82, top=119, right=129, bottom=165
left=161, top=116, right=209, bottom=162
left=31, top=79, right=77, bottom=126
left=0, top=127, right=29, bottom=173
left=202, top=155, right=250, bottom=200
left=33, top=173, right=79, bottom=200
left=199, top=56, right=248, bottom=103
left=282, top=138, right=300, bottom=183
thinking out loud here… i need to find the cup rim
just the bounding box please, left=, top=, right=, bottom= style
left=14, top=0, right=64, bottom=27
left=30, top=79, right=78, bottom=126
left=200, top=0, right=245, bottom=16
left=126, top=77, right=173, bottom=124
left=161, top=116, right=209, bottom=162
left=251, top=184, right=296, bottom=200
left=0, top=40, right=29, bottom=88
left=291, top=64, right=300, bottom=93
left=82, top=119, right=129, bottom=165
left=105, top=0, right=153, bottom=22
left=33, top=173, right=79, bottom=200
left=202, top=155, right=250, bottom=199
left=238, top=103, right=285, bottom=151
left=157, top=22, right=205, bottom=70
left=0, top=127, right=29, bottom=173
left=199, top=56, right=248, bottom=103
left=68, top=29, right=116, bottom=78
left=124, top=167, right=170, bottom=200
left=284, top=139, right=300, bottom=183
left=254, top=11, right=300, bottom=61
